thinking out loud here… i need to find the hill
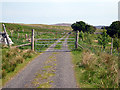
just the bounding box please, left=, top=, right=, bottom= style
left=53, top=23, right=72, bottom=26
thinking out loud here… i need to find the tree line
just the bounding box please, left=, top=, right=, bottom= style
left=71, top=21, right=120, bottom=52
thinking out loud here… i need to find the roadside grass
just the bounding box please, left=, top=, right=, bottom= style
left=69, top=32, right=119, bottom=88
left=72, top=48, right=118, bottom=88
left=1, top=48, right=40, bottom=86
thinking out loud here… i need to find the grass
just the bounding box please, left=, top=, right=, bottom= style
left=37, top=81, right=53, bottom=88
left=43, top=65, right=53, bottom=69
left=72, top=48, right=118, bottom=88
left=2, top=23, right=68, bottom=48
left=1, top=48, right=40, bottom=86
left=68, top=32, right=119, bottom=88
left=1, top=22, right=68, bottom=88
left=31, top=54, right=56, bottom=88
left=54, top=45, right=61, bottom=49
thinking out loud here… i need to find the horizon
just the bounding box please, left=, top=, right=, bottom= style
left=1, top=0, right=120, bottom=26
left=1, top=22, right=110, bottom=26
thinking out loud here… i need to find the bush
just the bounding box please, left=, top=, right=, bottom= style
left=78, top=49, right=118, bottom=88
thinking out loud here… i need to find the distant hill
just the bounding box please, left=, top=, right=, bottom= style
left=53, top=23, right=72, bottom=26
left=53, top=23, right=107, bottom=29
left=95, top=26, right=107, bottom=29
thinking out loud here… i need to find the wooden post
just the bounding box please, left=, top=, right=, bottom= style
left=10, top=31, right=12, bottom=37
left=2, top=24, right=10, bottom=47
left=31, top=29, right=34, bottom=51
left=17, top=33, right=19, bottom=38
left=75, top=30, right=79, bottom=49
left=25, top=34, right=27, bottom=39
left=111, top=38, right=113, bottom=55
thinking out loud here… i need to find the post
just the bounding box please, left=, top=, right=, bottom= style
left=31, top=29, right=34, bottom=51
left=75, top=30, right=79, bottom=49
left=25, top=34, right=27, bottom=39
left=2, top=24, right=10, bottom=47
left=10, top=31, right=12, bottom=37
left=111, top=38, right=113, bottom=55
left=17, top=33, right=19, bottom=38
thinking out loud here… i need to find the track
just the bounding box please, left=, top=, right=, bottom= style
left=4, top=34, right=77, bottom=88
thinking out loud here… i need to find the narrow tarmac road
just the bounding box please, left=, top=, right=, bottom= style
left=4, top=34, right=77, bottom=88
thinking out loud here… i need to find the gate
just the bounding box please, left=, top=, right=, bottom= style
left=35, top=31, right=75, bottom=52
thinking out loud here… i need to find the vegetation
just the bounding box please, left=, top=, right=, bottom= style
left=69, top=20, right=119, bottom=88
left=106, top=21, right=120, bottom=38
left=72, top=49, right=118, bottom=88
left=1, top=23, right=69, bottom=86
left=113, top=36, right=120, bottom=50
left=2, top=23, right=69, bottom=47
left=71, top=21, right=96, bottom=34
left=1, top=48, right=39, bottom=86
left=1, top=48, right=36, bottom=78
left=103, top=21, right=120, bottom=52
left=1, top=20, right=119, bottom=88
left=97, top=29, right=110, bottom=50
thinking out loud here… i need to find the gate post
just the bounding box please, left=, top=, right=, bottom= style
left=31, top=29, right=34, bottom=51
left=75, top=30, right=79, bottom=49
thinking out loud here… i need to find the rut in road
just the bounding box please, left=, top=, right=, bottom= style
left=4, top=34, right=77, bottom=88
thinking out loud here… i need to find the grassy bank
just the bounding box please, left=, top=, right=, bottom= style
left=72, top=48, right=118, bottom=88
left=1, top=48, right=40, bottom=86
left=68, top=32, right=119, bottom=88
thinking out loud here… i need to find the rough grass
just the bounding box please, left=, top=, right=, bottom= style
left=1, top=48, right=38, bottom=86
left=72, top=48, right=118, bottom=88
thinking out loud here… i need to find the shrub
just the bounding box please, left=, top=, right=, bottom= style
left=15, top=55, right=24, bottom=64
left=79, top=49, right=118, bottom=88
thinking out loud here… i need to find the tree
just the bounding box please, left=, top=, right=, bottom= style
left=71, top=21, right=96, bottom=34
left=97, top=29, right=109, bottom=50
left=71, top=21, right=86, bottom=32
left=106, top=21, right=120, bottom=38
left=85, top=25, right=96, bottom=34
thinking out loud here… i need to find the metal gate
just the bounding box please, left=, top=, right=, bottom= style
left=35, top=32, right=75, bottom=52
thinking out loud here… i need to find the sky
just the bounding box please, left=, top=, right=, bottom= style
left=1, top=0, right=120, bottom=26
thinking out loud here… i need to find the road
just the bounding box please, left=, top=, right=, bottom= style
left=4, top=34, right=77, bottom=88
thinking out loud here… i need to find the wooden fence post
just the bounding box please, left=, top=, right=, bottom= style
left=2, top=24, right=10, bottom=47
left=31, top=29, right=34, bottom=51
left=75, top=30, right=79, bottom=49
left=111, top=38, right=113, bottom=55
left=25, top=34, right=27, bottom=39
left=10, top=31, right=12, bottom=37
left=17, top=33, right=19, bottom=38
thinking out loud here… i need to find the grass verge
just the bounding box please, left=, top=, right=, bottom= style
left=72, top=48, right=118, bottom=88
left=1, top=48, right=40, bottom=87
